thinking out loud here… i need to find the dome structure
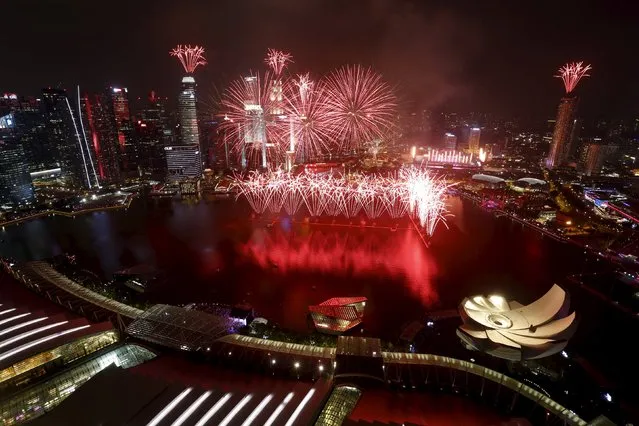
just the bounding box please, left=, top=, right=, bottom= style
left=457, top=285, right=578, bottom=361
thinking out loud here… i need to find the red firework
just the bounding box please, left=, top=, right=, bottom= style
left=264, top=48, right=293, bottom=76
left=170, top=45, right=207, bottom=74
left=220, top=72, right=287, bottom=166
left=556, top=61, right=592, bottom=94
left=232, top=167, right=450, bottom=236
left=283, top=73, right=332, bottom=160
left=323, top=65, right=396, bottom=150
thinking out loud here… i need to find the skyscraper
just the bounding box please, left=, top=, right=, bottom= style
left=165, top=145, right=201, bottom=179
left=168, top=45, right=206, bottom=181
left=242, top=75, right=267, bottom=169
left=546, top=96, right=578, bottom=169
left=1, top=95, right=50, bottom=173
left=581, top=142, right=617, bottom=176
left=166, top=76, right=203, bottom=181
left=178, top=77, right=200, bottom=146
left=41, top=88, right=97, bottom=188
left=109, top=87, right=137, bottom=175
left=546, top=62, right=592, bottom=169
left=0, top=132, right=34, bottom=205
left=80, top=93, right=122, bottom=183
left=443, top=132, right=457, bottom=150
left=468, top=127, right=481, bottom=155
left=134, top=91, right=171, bottom=177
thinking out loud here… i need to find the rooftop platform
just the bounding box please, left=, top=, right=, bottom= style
left=32, top=359, right=331, bottom=426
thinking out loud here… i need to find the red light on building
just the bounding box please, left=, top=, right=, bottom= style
left=309, top=297, right=367, bottom=334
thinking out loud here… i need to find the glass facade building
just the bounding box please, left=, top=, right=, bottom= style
left=546, top=96, right=578, bottom=169
left=178, top=76, right=200, bottom=146
left=166, top=76, right=202, bottom=180
left=0, top=136, right=34, bottom=205
left=165, top=145, right=202, bottom=181
left=109, top=87, right=137, bottom=175
left=0, top=343, right=155, bottom=425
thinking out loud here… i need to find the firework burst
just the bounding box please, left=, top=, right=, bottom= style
left=556, top=61, right=592, bottom=94
left=170, top=45, right=207, bottom=74
left=232, top=167, right=450, bottom=236
left=220, top=72, right=286, bottom=168
left=264, top=49, right=293, bottom=76
left=284, top=73, right=332, bottom=161
left=323, top=65, right=397, bottom=151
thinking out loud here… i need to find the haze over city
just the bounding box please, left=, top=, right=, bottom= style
left=3, top=0, right=639, bottom=121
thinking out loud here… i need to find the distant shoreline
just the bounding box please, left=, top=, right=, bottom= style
left=0, top=194, right=134, bottom=228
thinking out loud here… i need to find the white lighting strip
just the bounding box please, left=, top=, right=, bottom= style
left=218, top=394, right=253, bottom=426
left=0, top=312, right=30, bottom=328
left=240, top=394, right=273, bottom=426
left=284, top=389, right=316, bottom=426
left=77, top=85, right=100, bottom=188
left=146, top=388, right=192, bottom=426
left=0, top=317, right=47, bottom=337
left=0, top=309, right=16, bottom=317
left=65, top=97, right=92, bottom=188
left=194, top=393, right=231, bottom=426
left=171, top=390, right=211, bottom=426
left=264, top=392, right=294, bottom=426
left=0, top=324, right=90, bottom=363
left=0, top=320, right=66, bottom=349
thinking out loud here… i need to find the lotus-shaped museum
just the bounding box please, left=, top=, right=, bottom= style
left=457, top=285, right=578, bottom=361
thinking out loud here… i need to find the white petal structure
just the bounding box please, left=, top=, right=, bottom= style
left=457, top=285, right=578, bottom=361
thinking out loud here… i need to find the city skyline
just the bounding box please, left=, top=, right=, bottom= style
left=1, top=3, right=639, bottom=424
left=1, top=1, right=638, bottom=123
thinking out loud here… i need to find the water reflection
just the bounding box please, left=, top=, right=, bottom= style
left=0, top=196, right=588, bottom=338
left=240, top=224, right=439, bottom=306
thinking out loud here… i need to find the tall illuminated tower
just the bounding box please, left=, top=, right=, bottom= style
left=178, top=77, right=199, bottom=145
left=168, top=45, right=206, bottom=180
left=242, top=75, right=267, bottom=169
left=109, top=87, right=136, bottom=174
left=264, top=49, right=292, bottom=168
left=80, top=92, right=122, bottom=183
left=546, top=62, right=591, bottom=169
left=468, top=127, right=481, bottom=155
left=0, top=119, right=34, bottom=204
left=41, top=88, right=98, bottom=188
left=443, top=132, right=457, bottom=150
left=264, top=49, right=292, bottom=116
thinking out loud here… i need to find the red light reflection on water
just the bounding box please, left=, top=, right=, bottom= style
left=240, top=224, right=439, bottom=306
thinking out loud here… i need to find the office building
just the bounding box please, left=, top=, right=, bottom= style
left=546, top=96, right=578, bottom=169
left=165, top=145, right=202, bottom=180
left=443, top=132, right=457, bottom=150
left=109, top=87, right=137, bottom=175
left=581, top=142, right=618, bottom=176
left=165, top=77, right=203, bottom=179
left=1, top=96, right=51, bottom=173
left=0, top=134, right=34, bottom=204
left=40, top=88, right=97, bottom=187
left=468, top=127, right=481, bottom=155
left=134, top=91, right=171, bottom=177
left=178, top=77, right=200, bottom=147
left=167, top=45, right=206, bottom=179
left=80, top=93, right=121, bottom=183
left=168, top=78, right=203, bottom=178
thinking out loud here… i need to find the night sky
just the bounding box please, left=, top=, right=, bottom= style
left=2, top=0, right=638, bottom=123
